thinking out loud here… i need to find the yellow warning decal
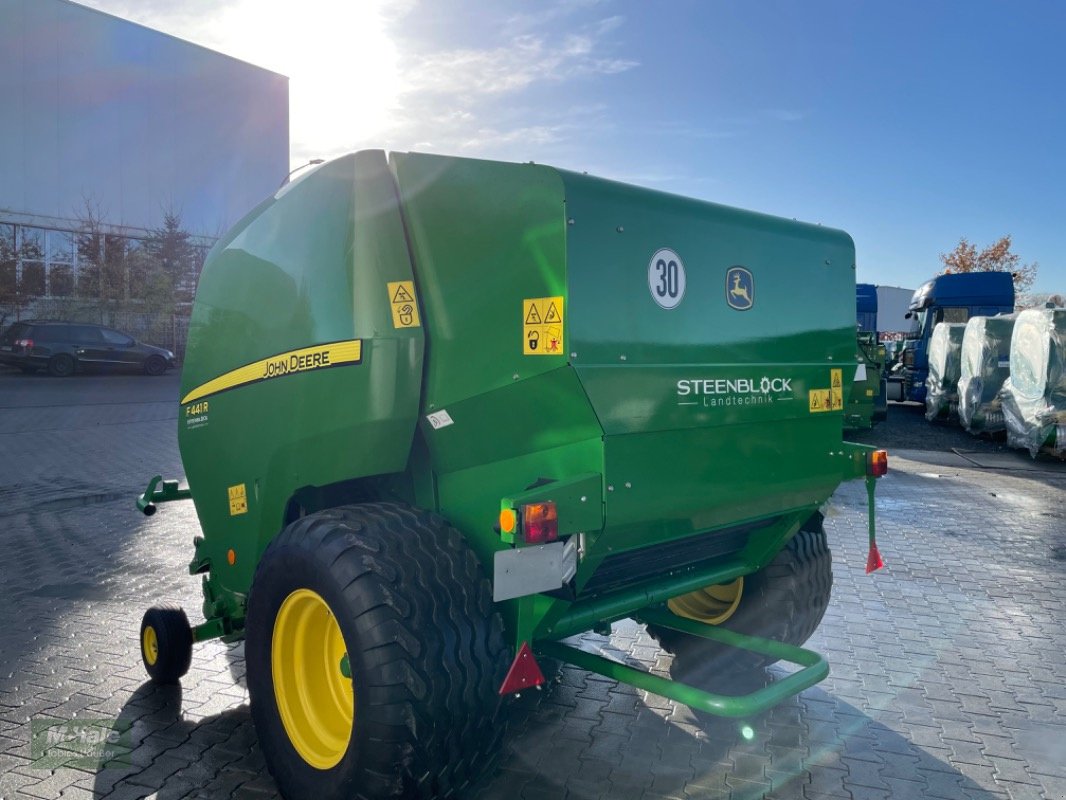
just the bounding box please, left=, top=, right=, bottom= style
left=228, top=483, right=248, bottom=516
left=810, top=368, right=844, bottom=413
left=523, top=296, right=564, bottom=356
left=387, top=280, right=420, bottom=329
left=809, top=389, right=832, bottom=413
left=180, top=340, right=362, bottom=405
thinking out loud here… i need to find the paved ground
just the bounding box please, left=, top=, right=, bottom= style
left=1, top=368, right=1065, bottom=800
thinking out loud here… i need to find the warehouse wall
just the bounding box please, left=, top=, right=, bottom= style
left=877, top=285, right=914, bottom=335
left=0, top=0, right=288, bottom=235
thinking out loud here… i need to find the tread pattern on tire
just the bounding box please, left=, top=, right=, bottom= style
left=647, top=514, right=833, bottom=668
left=247, top=502, right=509, bottom=800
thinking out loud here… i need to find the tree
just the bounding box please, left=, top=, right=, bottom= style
left=146, top=208, right=195, bottom=280
left=938, top=235, right=1038, bottom=294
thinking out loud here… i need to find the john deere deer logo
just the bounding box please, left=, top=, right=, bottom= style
left=726, top=267, right=754, bottom=310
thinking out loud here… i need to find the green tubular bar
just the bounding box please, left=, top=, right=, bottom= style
left=536, top=607, right=829, bottom=718
left=137, top=475, right=193, bottom=516
left=541, top=559, right=748, bottom=639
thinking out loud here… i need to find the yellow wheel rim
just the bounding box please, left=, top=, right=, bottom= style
left=142, top=625, right=159, bottom=666
left=667, top=577, right=744, bottom=625
left=271, top=589, right=354, bottom=770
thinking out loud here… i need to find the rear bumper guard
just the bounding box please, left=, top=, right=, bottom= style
left=537, top=606, right=828, bottom=718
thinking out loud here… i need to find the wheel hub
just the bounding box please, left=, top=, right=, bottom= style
left=142, top=625, right=159, bottom=666
left=271, top=589, right=354, bottom=769
left=667, top=576, right=744, bottom=625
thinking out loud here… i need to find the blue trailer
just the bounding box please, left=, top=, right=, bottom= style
left=856, top=283, right=878, bottom=333
left=887, top=272, right=1015, bottom=403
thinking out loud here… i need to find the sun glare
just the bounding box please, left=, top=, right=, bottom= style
left=211, top=0, right=403, bottom=164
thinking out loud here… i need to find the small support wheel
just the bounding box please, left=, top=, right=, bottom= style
left=140, top=605, right=193, bottom=684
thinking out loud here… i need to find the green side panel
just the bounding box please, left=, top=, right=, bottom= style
left=435, top=434, right=603, bottom=573
left=557, top=171, right=856, bottom=567
left=178, top=151, right=424, bottom=601
left=418, top=366, right=602, bottom=475
left=389, top=153, right=606, bottom=644
left=389, top=152, right=568, bottom=410
left=559, top=171, right=856, bottom=368
left=598, top=419, right=845, bottom=554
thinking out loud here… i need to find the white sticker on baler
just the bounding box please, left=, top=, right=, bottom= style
left=648, top=248, right=686, bottom=309
left=426, top=410, right=454, bottom=430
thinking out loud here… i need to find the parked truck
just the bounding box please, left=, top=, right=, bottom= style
left=135, top=151, right=886, bottom=800
left=887, top=272, right=1015, bottom=403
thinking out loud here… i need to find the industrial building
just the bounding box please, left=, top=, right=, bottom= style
left=0, top=0, right=288, bottom=348
left=875, top=285, right=914, bottom=337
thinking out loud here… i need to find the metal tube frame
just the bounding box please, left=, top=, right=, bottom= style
left=537, top=606, right=829, bottom=718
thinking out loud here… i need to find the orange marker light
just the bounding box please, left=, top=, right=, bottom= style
left=499, top=508, right=517, bottom=535
left=522, top=501, right=558, bottom=544
left=227, top=548, right=236, bottom=566
left=868, top=450, right=888, bottom=477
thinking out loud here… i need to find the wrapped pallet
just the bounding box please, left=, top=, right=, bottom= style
left=925, top=322, right=966, bottom=421
left=1000, top=308, right=1066, bottom=457
left=957, top=314, right=1016, bottom=433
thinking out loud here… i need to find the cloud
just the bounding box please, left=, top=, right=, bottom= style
left=352, top=2, right=636, bottom=165
left=75, top=0, right=637, bottom=168
left=401, top=17, right=636, bottom=98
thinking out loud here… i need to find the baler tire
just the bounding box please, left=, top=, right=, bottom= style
left=139, top=605, right=193, bottom=684
left=647, top=515, right=832, bottom=674
left=245, top=502, right=510, bottom=800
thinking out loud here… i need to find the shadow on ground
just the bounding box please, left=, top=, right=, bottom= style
left=472, top=637, right=1004, bottom=800
left=92, top=682, right=268, bottom=799
left=96, top=635, right=1004, bottom=800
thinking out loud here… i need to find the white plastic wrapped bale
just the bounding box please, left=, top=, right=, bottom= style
left=957, top=314, right=1016, bottom=433
left=925, top=323, right=966, bottom=422
left=999, top=308, right=1066, bottom=457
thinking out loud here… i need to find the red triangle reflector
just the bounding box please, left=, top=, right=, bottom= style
left=866, top=541, right=884, bottom=574
left=498, top=641, right=545, bottom=695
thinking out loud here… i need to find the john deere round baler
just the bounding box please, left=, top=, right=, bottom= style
left=137, top=151, right=886, bottom=800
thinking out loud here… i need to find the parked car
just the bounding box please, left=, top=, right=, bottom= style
left=0, top=320, right=176, bottom=377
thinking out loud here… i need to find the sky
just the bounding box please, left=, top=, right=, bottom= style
left=77, top=0, right=1066, bottom=294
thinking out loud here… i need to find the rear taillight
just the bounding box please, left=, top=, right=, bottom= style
left=15, top=338, right=33, bottom=349
left=867, top=450, right=888, bottom=477
left=521, top=501, right=558, bottom=544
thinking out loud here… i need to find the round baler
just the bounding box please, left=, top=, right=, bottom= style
left=136, top=151, right=885, bottom=799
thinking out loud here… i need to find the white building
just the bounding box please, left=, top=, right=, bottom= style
left=876, top=285, right=914, bottom=338
left=0, top=0, right=288, bottom=326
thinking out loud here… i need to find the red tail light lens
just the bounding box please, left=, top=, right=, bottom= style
left=15, top=338, right=33, bottom=349
left=521, top=501, right=558, bottom=544
left=867, top=450, right=888, bottom=477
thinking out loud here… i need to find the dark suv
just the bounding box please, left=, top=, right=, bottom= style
left=0, top=320, right=176, bottom=377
